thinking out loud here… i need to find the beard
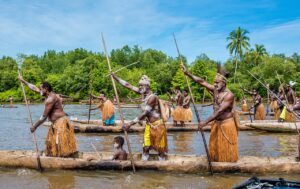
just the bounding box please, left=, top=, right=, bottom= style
left=139, top=87, right=147, bottom=94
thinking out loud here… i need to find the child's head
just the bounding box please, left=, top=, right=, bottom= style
left=114, top=136, right=124, bottom=148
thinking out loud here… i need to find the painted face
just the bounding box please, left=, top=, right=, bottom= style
left=113, top=143, right=119, bottom=148
left=214, top=79, right=225, bottom=92
left=39, top=85, right=47, bottom=96
left=139, top=84, right=149, bottom=94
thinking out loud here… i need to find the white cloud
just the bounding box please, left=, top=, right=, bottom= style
left=251, top=18, right=300, bottom=56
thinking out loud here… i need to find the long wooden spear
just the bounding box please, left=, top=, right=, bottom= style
left=248, top=71, right=300, bottom=127
left=173, top=33, right=213, bottom=175
left=237, top=78, right=252, bottom=122
left=17, top=69, right=43, bottom=172
left=88, top=78, right=93, bottom=124
left=101, top=33, right=136, bottom=173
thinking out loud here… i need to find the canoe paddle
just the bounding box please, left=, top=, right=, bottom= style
left=173, top=33, right=213, bottom=175
left=17, top=68, right=43, bottom=172
left=101, top=33, right=136, bottom=173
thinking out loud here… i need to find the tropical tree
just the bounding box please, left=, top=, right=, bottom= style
left=251, top=44, right=267, bottom=65
left=227, top=27, right=250, bottom=83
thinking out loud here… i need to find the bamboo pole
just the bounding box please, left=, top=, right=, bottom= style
left=101, top=33, right=136, bottom=173
left=17, top=69, right=43, bottom=172
left=173, top=33, right=213, bottom=175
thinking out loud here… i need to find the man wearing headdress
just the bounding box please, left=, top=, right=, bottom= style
left=90, top=93, right=115, bottom=126
left=181, top=64, right=238, bottom=162
left=18, top=76, right=77, bottom=157
left=170, top=86, right=185, bottom=126
left=111, top=74, right=168, bottom=160
left=243, top=89, right=265, bottom=120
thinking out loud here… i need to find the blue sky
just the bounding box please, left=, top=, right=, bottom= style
left=0, top=0, right=299, bottom=62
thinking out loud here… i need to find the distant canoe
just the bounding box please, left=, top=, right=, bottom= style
left=0, top=150, right=299, bottom=174
left=0, top=106, right=18, bottom=108
left=44, top=119, right=254, bottom=133
left=246, top=121, right=300, bottom=133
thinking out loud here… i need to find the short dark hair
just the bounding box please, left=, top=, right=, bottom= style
left=183, top=88, right=188, bottom=92
left=41, top=82, right=52, bottom=92
left=114, top=136, right=124, bottom=146
left=175, top=86, right=181, bottom=91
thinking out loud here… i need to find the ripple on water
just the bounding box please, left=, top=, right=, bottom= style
left=16, top=168, right=32, bottom=176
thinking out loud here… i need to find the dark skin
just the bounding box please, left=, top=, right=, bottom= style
left=182, top=91, right=191, bottom=109
left=112, top=73, right=162, bottom=156
left=182, top=64, right=234, bottom=129
left=112, top=141, right=127, bottom=161
left=30, top=89, right=66, bottom=133
left=18, top=76, right=69, bottom=105
left=243, top=89, right=262, bottom=109
left=287, top=86, right=297, bottom=105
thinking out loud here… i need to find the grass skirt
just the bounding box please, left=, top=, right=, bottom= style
left=143, top=119, right=168, bottom=153
left=182, top=108, right=193, bottom=122
left=254, top=103, right=265, bottom=120
left=46, top=117, right=77, bottom=157
left=209, top=117, right=238, bottom=162
left=172, top=106, right=185, bottom=121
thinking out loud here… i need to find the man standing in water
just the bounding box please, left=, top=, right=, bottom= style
left=9, top=96, right=13, bottom=108
left=90, top=93, right=115, bottom=126
left=111, top=74, right=168, bottom=161
left=18, top=76, right=77, bottom=157
left=243, top=89, right=265, bottom=120
left=181, top=64, right=238, bottom=162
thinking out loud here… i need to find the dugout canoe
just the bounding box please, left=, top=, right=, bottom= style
left=0, top=150, right=300, bottom=174
left=44, top=120, right=254, bottom=133
left=246, top=121, right=300, bottom=133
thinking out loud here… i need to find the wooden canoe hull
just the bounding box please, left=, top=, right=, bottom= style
left=44, top=120, right=254, bottom=133
left=0, top=150, right=299, bottom=174
left=246, top=121, right=300, bottom=133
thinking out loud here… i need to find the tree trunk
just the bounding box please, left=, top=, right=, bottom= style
left=234, top=58, right=238, bottom=83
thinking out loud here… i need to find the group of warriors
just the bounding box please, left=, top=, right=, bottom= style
left=240, top=81, right=299, bottom=122
left=15, top=63, right=299, bottom=164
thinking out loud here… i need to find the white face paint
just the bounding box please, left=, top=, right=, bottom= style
left=40, top=91, right=44, bottom=96
left=114, top=143, right=119, bottom=148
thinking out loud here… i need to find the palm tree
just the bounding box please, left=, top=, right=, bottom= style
left=227, top=27, right=250, bottom=83
left=251, top=44, right=267, bottom=65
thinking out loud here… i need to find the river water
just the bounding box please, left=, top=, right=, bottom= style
left=0, top=104, right=299, bottom=189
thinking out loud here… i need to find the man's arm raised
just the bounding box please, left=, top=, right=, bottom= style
left=181, top=64, right=214, bottom=92
left=111, top=73, right=140, bottom=94
left=18, top=75, right=40, bottom=94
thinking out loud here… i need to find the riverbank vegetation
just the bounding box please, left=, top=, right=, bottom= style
left=0, top=27, right=299, bottom=102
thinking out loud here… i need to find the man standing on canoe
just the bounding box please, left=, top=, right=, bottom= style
left=111, top=74, right=168, bottom=161
left=90, top=93, right=115, bottom=126
left=182, top=88, right=193, bottom=123
left=181, top=64, right=238, bottom=162
left=18, top=76, right=77, bottom=157
left=241, top=97, right=248, bottom=120
left=285, top=81, right=297, bottom=122
left=243, top=89, right=265, bottom=120
left=170, top=87, right=185, bottom=126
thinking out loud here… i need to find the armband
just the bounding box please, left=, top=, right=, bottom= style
left=132, top=117, right=140, bottom=124
left=39, top=115, right=47, bottom=121
left=144, top=105, right=152, bottom=112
